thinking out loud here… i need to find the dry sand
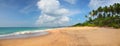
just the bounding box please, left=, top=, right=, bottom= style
left=0, top=27, right=120, bottom=46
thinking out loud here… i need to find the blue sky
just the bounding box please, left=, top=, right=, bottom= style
left=0, top=0, right=120, bottom=27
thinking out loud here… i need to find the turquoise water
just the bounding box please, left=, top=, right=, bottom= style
left=0, top=27, right=52, bottom=35
left=0, top=27, right=55, bottom=39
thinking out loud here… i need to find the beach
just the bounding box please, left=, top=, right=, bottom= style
left=0, top=27, right=120, bottom=46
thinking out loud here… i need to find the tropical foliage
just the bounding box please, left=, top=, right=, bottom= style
left=74, top=3, right=120, bottom=28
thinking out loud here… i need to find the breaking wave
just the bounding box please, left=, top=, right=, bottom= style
left=0, top=29, right=52, bottom=39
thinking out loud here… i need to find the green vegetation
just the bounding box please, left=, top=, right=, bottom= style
left=74, top=3, right=120, bottom=28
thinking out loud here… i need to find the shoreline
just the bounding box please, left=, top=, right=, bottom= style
left=0, top=27, right=120, bottom=46
left=0, top=28, right=54, bottom=40
left=0, top=27, right=67, bottom=40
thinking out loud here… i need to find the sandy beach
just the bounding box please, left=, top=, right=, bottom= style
left=0, top=27, right=120, bottom=46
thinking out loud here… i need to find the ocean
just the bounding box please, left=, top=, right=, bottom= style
left=0, top=27, right=55, bottom=39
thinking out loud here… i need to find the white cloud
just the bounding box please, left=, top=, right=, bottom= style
left=64, top=0, right=77, bottom=4
left=36, top=0, right=70, bottom=27
left=89, top=0, right=120, bottom=9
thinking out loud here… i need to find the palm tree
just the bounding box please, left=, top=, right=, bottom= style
left=109, top=5, right=113, bottom=17
left=103, top=6, right=108, bottom=17
left=98, top=6, right=103, bottom=12
left=98, top=7, right=103, bottom=18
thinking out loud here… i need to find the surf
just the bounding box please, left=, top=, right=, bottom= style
left=0, top=27, right=53, bottom=39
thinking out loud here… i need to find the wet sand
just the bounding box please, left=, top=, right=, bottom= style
left=0, top=27, right=120, bottom=46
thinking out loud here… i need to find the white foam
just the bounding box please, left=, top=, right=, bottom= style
left=0, top=29, right=52, bottom=39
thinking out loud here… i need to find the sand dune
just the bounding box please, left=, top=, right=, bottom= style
left=0, top=27, right=120, bottom=46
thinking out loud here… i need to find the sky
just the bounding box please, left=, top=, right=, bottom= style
left=0, top=0, right=120, bottom=27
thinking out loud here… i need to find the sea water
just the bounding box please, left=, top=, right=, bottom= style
left=0, top=27, right=54, bottom=39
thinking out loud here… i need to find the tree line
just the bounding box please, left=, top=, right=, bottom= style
left=74, top=3, right=120, bottom=28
